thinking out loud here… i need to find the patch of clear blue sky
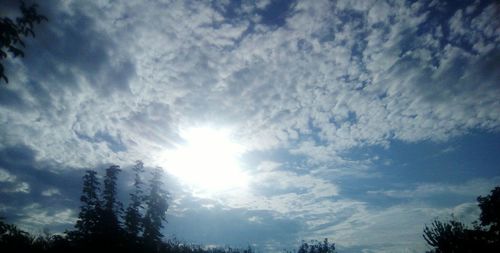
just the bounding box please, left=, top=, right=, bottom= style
left=338, top=131, right=500, bottom=207
left=257, top=0, right=295, bottom=27
left=214, top=0, right=295, bottom=26
left=354, top=131, right=500, bottom=184
left=242, top=130, right=500, bottom=183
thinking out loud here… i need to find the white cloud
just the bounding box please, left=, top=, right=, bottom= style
left=256, top=0, right=272, bottom=10
left=12, top=182, right=30, bottom=193
left=0, top=168, right=16, bottom=182
left=41, top=188, right=61, bottom=197
left=312, top=199, right=483, bottom=253
left=18, top=204, right=76, bottom=232
left=0, top=168, right=30, bottom=193
left=3, top=0, right=498, bottom=170
left=2, top=0, right=499, bottom=166
left=1, top=0, right=499, bottom=251
left=368, top=177, right=500, bottom=199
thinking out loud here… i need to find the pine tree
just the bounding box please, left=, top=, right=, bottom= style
left=74, top=170, right=102, bottom=240
left=143, top=167, right=169, bottom=249
left=124, top=161, right=145, bottom=241
left=101, top=165, right=123, bottom=239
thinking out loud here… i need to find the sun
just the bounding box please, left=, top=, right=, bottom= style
left=160, top=127, right=249, bottom=194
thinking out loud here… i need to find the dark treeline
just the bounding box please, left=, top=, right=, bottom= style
left=0, top=161, right=499, bottom=253
left=0, top=161, right=336, bottom=253
left=1, top=2, right=498, bottom=253
left=65, top=161, right=171, bottom=252
left=422, top=186, right=500, bottom=253
left=0, top=161, right=257, bottom=253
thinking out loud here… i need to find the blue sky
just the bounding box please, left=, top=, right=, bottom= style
left=0, top=0, right=499, bottom=252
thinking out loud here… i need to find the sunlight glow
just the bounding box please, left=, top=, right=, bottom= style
left=160, top=127, right=248, bottom=194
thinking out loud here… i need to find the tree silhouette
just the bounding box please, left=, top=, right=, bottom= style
left=73, top=170, right=102, bottom=241
left=423, top=186, right=500, bottom=253
left=0, top=217, right=33, bottom=253
left=143, top=167, right=169, bottom=250
left=1, top=162, right=269, bottom=253
left=0, top=1, right=47, bottom=83
left=124, top=161, right=146, bottom=242
left=68, top=164, right=172, bottom=252
left=101, top=165, right=124, bottom=247
left=423, top=219, right=479, bottom=253
left=297, top=238, right=336, bottom=253
left=477, top=186, right=500, bottom=250
left=477, top=186, right=500, bottom=235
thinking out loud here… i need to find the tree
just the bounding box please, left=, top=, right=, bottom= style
left=423, top=186, right=500, bottom=253
left=0, top=1, right=47, bottom=83
left=124, top=161, right=146, bottom=241
left=297, top=238, right=336, bottom=253
left=477, top=186, right=500, bottom=234
left=74, top=170, right=102, bottom=240
left=143, top=167, right=169, bottom=250
left=0, top=217, right=33, bottom=253
left=101, top=165, right=124, bottom=245
left=423, top=219, right=477, bottom=253
left=477, top=186, right=500, bottom=250
left=2, top=162, right=273, bottom=253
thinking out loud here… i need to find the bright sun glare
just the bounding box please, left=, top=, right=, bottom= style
left=160, top=127, right=248, bottom=194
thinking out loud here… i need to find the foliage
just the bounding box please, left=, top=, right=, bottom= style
left=0, top=1, right=47, bottom=83
left=124, top=161, right=146, bottom=241
left=423, top=186, right=500, bottom=253
left=1, top=217, right=257, bottom=253
left=1, top=218, right=256, bottom=253
left=297, top=238, right=336, bottom=253
left=103, top=165, right=122, bottom=214
left=477, top=186, right=500, bottom=233
left=143, top=167, right=170, bottom=249
left=0, top=161, right=334, bottom=253
left=99, top=165, right=126, bottom=250
left=0, top=217, right=33, bottom=253
left=74, top=170, right=102, bottom=239
left=101, top=165, right=123, bottom=242
left=423, top=219, right=488, bottom=253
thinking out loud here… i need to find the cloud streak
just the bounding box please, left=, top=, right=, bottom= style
left=1, top=0, right=499, bottom=252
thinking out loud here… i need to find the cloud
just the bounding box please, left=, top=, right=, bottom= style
left=41, top=188, right=61, bottom=197
left=0, top=168, right=17, bottom=182
left=367, top=177, right=500, bottom=200
left=0, top=167, right=31, bottom=193
left=0, top=145, right=84, bottom=231
left=0, top=0, right=499, bottom=252
left=2, top=0, right=499, bottom=168
left=18, top=204, right=76, bottom=232
left=311, top=198, right=483, bottom=253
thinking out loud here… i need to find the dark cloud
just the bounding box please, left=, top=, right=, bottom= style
left=0, top=145, right=82, bottom=229
left=12, top=0, right=136, bottom=97
left=0, top=0, right=499, bottom=252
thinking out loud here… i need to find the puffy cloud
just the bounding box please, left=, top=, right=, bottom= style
left=2, top=0, right=499, bottom=167
left=18, top=204, right=76, bottom=232
left=1, top=0, right=499, bottom=251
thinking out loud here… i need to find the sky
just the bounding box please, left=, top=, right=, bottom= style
left=0, top=0, right=499, bottom=252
